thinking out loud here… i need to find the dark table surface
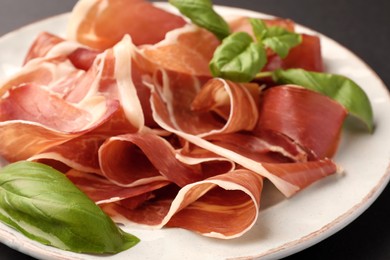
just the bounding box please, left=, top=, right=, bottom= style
left=1, top=0, right=389, bottom=259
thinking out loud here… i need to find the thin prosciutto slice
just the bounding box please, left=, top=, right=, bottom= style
left=66, top=169, right=170, bottom=205
left=102, top=169, right=263, bottom=239
left=67, top=0, right=186, bottom=50
left=23, top=32, right=65, bottom=64
left=203, top=132, right=304, bottom=163
left=24, top=32, right=100, bottom=70
left=264, top=34, right=324, bottom=72
left=191, top=78, right=260, bottom=135
left=7, top=24, right=152, bottom=132
left=62, top=35, right=148, bottom=131
left=0, top=55, right=84, bottom=98
left=29, top=133, right=107, bottom=174
left=0, top=33, right=100, bottom=101
left=150, top=128, right=337, bottom=197
left=150, top=76, right=340, bottom=196
left=1, top=35, right=159, bottom=173
left=99, top=132, right=205, bottom=187
left=27, top=107, right=147, bottom=175
left=262, top=159, right=338, bottom=191
left=0, top=84, right=119, bottom=162
left=255, top=85, right=348, bottom=159
left=151, top=74, right=260, bottom=136
left=141, top=24, right=220, bottom=77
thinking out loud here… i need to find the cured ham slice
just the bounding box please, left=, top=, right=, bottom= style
left=23, top=32, right=64, bottom=64
left=0, top=84, right=119, bottom=162
left=61, top=36, right=149, bottom=130
left=67, top=47, right=100, bottom=71
left=0, top=122, right=78, bottom=163
left=142, top=25, right=220, bottom=77
left=66, top=169, right=170, bottom=205
left=24, top=32, right=100, bottom=71
left=29, top=133, right=107, bottom=174
left=175, top=145, right=235, bottom=179
left=28, top=113, right=135, bottom=175
left=149, top=75, right=340, bottom=196
left=204, top=132, right=303, bottom=163
left=0, top=35, right=155, bottom=170
left=28, top=107, right=148, bottom=175
left=102, top=169, right=263, bottom=239
left=0, top=33, right=102, bottom=101
left=152, top=128, right=337, bottom=197
left=191, top=78, right=260, bottom=135
left=262, top=159, right=338, bottom=191
left=0, top=55, right=84, bottom=98
left=264, top=34, right=324, bottom=72
left=255, top=85, right=348, bottom=159
left=151, top=74, right=260, bottom=136
left=67, top=0, right=186, bottom=50
left=99, top=132, right=204, bottom=187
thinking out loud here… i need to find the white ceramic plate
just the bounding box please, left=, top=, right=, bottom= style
left=1, top=4, right=390, bottom=260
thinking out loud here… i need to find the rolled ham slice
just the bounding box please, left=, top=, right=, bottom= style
left=102, top=169, right=263, bottom=239
left=99, top=132, right=235, bottom=187
left=149, top=74, right=341, bottom=197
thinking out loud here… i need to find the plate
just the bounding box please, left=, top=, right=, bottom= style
left=1, top=3, right=390, bottom=260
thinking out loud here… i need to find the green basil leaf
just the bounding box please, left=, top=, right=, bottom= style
left=249, top=18, right=268, bottom=42
left=209, top=32, right=267, bottom=82
left=0, top=161, right=139, bottom=254
left=169, top=0, right=230, bottom=40
left=262, top=26, right=302, bottom=58
left=273, top=68, right=374, bottom=132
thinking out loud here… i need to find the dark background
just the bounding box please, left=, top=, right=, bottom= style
left=0, top=0, right=389, bottom=259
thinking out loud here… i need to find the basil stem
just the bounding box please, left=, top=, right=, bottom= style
left=209, top=32, right=267, bottom=82
left=169, top=0, right=230, bottom=40
left=272, top=68, right=374, bottom=132
left=0, top=161, right=139, bottom=254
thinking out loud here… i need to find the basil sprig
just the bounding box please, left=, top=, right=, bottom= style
left=209, top=32, right=267, bottom=83
left=169, top=0, right=301, bottom=82
left=170, top=0, right=374, bottom=132
left=250, top=18, right=302, bottom=58
left=271, top=69, right=374, bottom=132
left=0, top=161, right=139, bottom=254
left=169, top=0, right=230, bottom=40
left=209, top=19, right=301, bottom=82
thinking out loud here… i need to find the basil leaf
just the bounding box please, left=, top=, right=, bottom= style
left=209, top=32, right=267, bottom=82
left=249, top=18, right=268, bottom=42
left=169, top=0, right=230, bottom=40
left=262, top=26, right=302, bottom=58
left=0, top=161, right=139, bottom=254
left=273, top=69, right=374, bottom=132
